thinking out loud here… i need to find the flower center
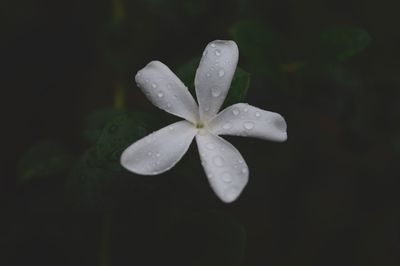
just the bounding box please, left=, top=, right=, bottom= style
left=196, top=122, right=205, bottom=129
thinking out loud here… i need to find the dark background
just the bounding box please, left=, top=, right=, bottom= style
left=2, top=0, right=400, bottom=265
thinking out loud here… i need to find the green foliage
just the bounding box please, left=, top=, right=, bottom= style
left=82, top=108, right=124, bottom=144
left=6, top=2, right=398, bottom=265
left=167, top=210, right=246, bottom=266
left=176, top=58, right=250, bottom=107
left=230, top=20, right=281, bottom=72
left=230, top=20, right=371, bottom=75
left=318, top=27, right=371, bottom=62
left=65, top=148, right=113, bottom=211
left=223, top=67, right=250, bottom=108
left=95, top=112, right=155, bottom=172
left=17, top=140, right=74, bottom=183
left=175, top=57, right=199, bottom=92
left=65, top=110, right=158, bottom=210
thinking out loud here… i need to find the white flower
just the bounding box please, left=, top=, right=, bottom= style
left=120, top=40, right=287, bottom=203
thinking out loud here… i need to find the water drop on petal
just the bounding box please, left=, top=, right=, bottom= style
left=215, top=49, right=221, bottom=56
left=255, top=112, right=261, bottom=117
left=151, top=83, right=157, bottom=89
left=221, top=172, right=233, bottom=183
left=218, top=69, right=225, bottom=77
left=213, top=156, right=224, bottom=167
left=244, top=121, right=254, bottom=130
left=211, top=87, right=221, bottom=97
left=222, top=122, right=232, bottom=129
left=232, top=107, right=240, bottom=116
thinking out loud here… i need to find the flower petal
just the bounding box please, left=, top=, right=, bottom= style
left=121, top=121, right=198, bottom=175
left=135, top=61, right=199, bottom=123
left=208, top=103, right=287, bottom=142
left=195, top=40, right=239, bottom=121
left=196, top=132, right=248, bottom=203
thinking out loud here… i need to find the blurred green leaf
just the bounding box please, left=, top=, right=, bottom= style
left=166, top=210, right=246, bottom=266
left=95, top=112, right=156, bottom=172
left=223, top=67, right=250, bottom=108
left=175, top=57, right=199, bottom=92
left=65, top=148, right=113, bottom=211
left=66, top=111, right=159, bottom=210
left=82, top=108, right=124, bottom=144
left=230, top=20, right=281, bottom=72
left=17, top=140, right=74, bottom=183
left=176, top=58, right=250, bottom=107
left=318, top=27, right=371, bottom=62
left=65, top=147, right=157, bottom=211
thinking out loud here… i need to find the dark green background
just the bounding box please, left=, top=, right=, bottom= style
left=2, top=0, right=400, bottom=265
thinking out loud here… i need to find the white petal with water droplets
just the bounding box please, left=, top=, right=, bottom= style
left=135, top=61, right=199, bottom=123
left=121, top=121, right=198, bottom=175
left=208, top=103, right=287, bottom=142
left=195, top=40, right=239, bottom=121
left=196, top=132, right=248, bottom=203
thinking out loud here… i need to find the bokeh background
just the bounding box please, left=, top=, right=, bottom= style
left=2, top=0, right=400, bottom=265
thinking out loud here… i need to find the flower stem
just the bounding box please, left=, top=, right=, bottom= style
left=111, top=0, right=126, bottom=111
left=113, top=81, right=126, bottom=110
left=112, top=0, right=125, bottom=23
left=99, top=212, right=112, bottom=266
